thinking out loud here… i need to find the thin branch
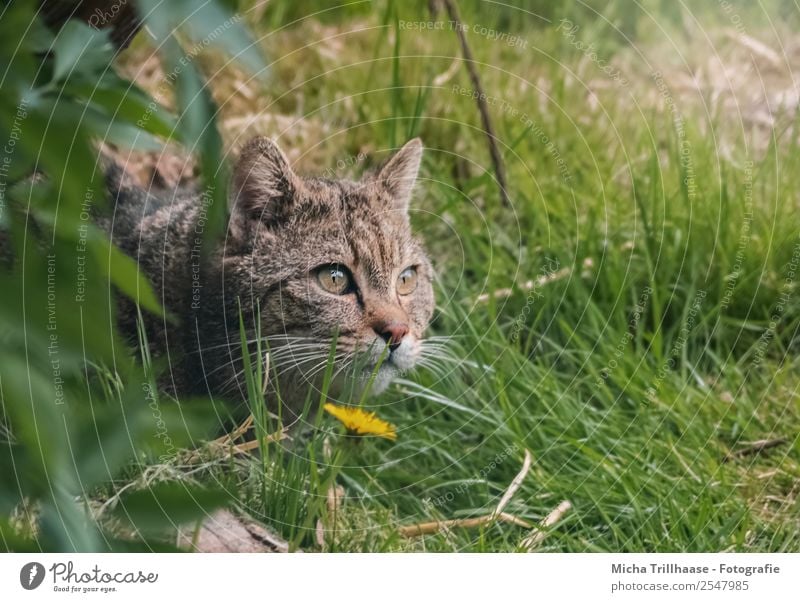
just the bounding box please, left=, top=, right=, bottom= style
left=520, top=500, right=572, bottom=551
left=491, top=449, right=533, bottom=519
left=227, top=429, right=289, bottom=453
left=399, top=512, right=532, bottom=538
left=723, top=437, right=789, bottom=462
left=441, top=0, right=510, bottom=207
left=400, top=448, right=535, bottom=538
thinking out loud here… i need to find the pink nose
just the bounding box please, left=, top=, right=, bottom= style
left=376, top=321, right=409, bottom=352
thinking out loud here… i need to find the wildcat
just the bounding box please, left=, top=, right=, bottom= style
left=105, top=138, right=435, bottom=416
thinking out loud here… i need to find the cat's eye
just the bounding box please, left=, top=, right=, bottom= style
left=316, top=264, right=353, bottom=295
left=397, top=266, right=418, bottom=295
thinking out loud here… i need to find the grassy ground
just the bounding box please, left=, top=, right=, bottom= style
left=104, top=0, right=800, bottom=552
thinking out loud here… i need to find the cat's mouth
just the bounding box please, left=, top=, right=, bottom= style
left=347, top=338, right=420, bottom=394
left=364, top=336, right=419, bottom=372
left=263, top=335, right=421, bottom=398
left=324, top=337, right=421, bottom=395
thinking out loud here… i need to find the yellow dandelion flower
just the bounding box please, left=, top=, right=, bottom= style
left=323, top=403, right=397, bottom=441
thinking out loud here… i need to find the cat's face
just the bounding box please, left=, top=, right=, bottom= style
left=224, top=138, right=434, bottom=401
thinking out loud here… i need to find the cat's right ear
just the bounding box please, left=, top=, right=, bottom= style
left=231, top=137, right=300, bottom=223
left=370, top=138, right=423, bottom=212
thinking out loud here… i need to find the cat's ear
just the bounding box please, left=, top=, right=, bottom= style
left=231, top=137, right=300, bottom=222
left=370, top=138, right=423, bottom=211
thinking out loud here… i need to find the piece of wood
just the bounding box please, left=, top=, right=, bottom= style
left=491, top=449, right=533, bottom=519
left=177, top=509, right=292, bottom=553
left=723, top=437, right=789, bottom=462
left=520, top=500, right=572, bottom=551
left=399, top=512, right=532, bottom=538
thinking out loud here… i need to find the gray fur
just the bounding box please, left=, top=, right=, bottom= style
left=105, top=138, right=435, bottom=416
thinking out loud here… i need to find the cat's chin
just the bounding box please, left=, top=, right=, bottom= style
left=320, top=361, right=405, bottom=399
left=277, top=339, right=419, bottom=401
left=361, top=363, right=400, bottom=395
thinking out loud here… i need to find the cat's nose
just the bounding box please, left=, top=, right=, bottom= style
left=376, top=321, right=409, bottom=352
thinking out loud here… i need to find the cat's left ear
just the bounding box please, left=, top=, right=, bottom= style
left=370, top=138, right=423, bottom=212
left=231, top=136, right=301, bottom=224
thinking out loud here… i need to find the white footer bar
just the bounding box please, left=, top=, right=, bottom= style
left=1, top=553, right=796, bottom=601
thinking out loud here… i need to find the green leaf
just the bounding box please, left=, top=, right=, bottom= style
left=5, top=99, right=103, bottom=214
left=92, top=239, right=163, bottom=317
left=131, top=0, right=268, bottom=250
left=136, top=0, right=267, bottom=77
left=66, top=76, right=177, bottom=140
left=24, top=16, right=55, bottom=54
left=112, top=483, right=231, bottom=534
left=82, top=106, right=166, bottom=151
left=51, top=21, right=114, bottom=83
left=153, top=34, right=229, bottom=250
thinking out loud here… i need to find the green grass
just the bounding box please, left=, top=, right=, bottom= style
left=74, top=0, right=800, bottom=551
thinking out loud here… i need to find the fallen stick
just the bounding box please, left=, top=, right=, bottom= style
left=401, top=449, right=535, bottom=537
left=182, top=421, right=288, bottom=464
left=723, top=437, right=789, bottom=462
left=520, top=500, right=572, bottom=551
left=399, top=511, right=532, bottom=538
left=491, top=449, right=533, bottom=519
left=227, top=429, right=289, bottom=453
left=213, top=414, right=254, bottom=446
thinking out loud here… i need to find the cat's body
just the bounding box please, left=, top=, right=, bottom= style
left=104, top=138, right=434, bottom=416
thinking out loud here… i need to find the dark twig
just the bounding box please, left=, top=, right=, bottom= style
left=440, top=0, right=510, bottom=207
left=723, top=437, right=789, bottom=462
left=40, top=0, right=142, bottom=52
